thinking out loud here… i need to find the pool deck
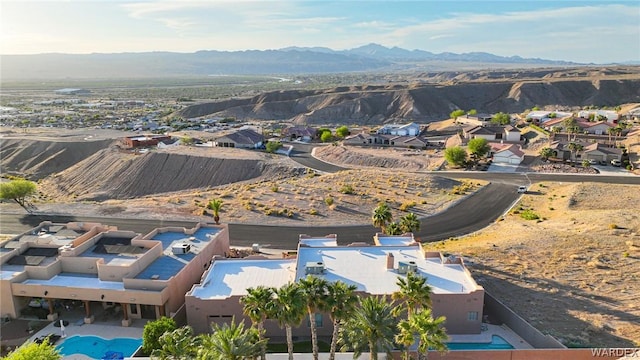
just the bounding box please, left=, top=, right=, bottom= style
left=448, top=323, right=533, bottom=349
left=29, top=319, right=145, bottom=360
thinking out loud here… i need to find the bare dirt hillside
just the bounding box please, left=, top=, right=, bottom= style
left=426, top=182, right=640, bottom=347
left=0, top=137, right=114, bottom=180
left=178, top=67, right=640, bottom=124
left=39, top=147, right=303, bottom=200
left=314, top=145, right=444, bottom=171
left=26, top=169, right=474, bottom=226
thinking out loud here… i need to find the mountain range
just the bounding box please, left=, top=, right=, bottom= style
left=1, top=44, right=580, bottom=80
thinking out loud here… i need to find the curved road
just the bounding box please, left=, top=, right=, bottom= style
left=2, top=143, right=639, bottom=249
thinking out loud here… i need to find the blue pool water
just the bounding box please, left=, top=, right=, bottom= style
left=56, top=335, right=142, bottom=359
left=447, top=335, right=515, bottom=350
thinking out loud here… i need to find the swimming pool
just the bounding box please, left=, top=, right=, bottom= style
left=447, top=335, right=515, bottom=350
left=56, top=335, right=142, bottom=359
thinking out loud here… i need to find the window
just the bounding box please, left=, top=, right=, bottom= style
left=307, top=313, right=323, bottom=328
left=468, top=311, right=479, bottom=321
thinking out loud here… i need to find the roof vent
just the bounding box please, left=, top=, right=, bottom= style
left=305, top=261, right=325, bottom=275
left=398, top=261, right=418, bottom=275
left=171, top=243, right=191, bottom=254
left=151, top=274, right=160, bottom=280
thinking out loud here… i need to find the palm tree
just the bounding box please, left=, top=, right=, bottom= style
left=339, top=295, right=396, bottom=360
left=607, top=126, right=616, bottom=145
left=395, top=309, right=448, bottom=360
left=410, top=309, right=448, bottom=360
left=392, top=272, right=432, bottom=318
left=272, top=283, right=307, bottom=360
left=567, top=142, right=584, bottom=166
left=399, top=213, right=420, bottom=234
left=299, top=275, right=329, bottom=360
left=562, top=117, right=577, bottom=141
left=326, top=281, right=359, bottom=360
left=395, top=319, right=415, bottom=360
left=151, top=326, right=198, bottom=360
left=372, top=202, right=393, bottom=233
left=197, top=318, right=265, bottom=360
left=385, top=222, right=403, bottom=235
left=207, top=199, right=223, bottom=224
left=240, top=286, right=274, bottom=360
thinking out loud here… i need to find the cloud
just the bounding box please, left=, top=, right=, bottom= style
left=383, top=3, right=638, bottom=62
left=428, top=34, right=453, bottom=41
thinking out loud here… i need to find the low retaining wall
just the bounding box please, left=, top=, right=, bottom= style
left=484, top=291, right=565, bottom=349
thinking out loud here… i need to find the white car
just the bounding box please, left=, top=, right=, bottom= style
left=588, top=159, right=598, bottom=165
left=611, top=159, right=622, bottom=167
left=517, top=186, right=527, bottom=193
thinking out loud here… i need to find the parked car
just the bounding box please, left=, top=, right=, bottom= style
left=517, top=186, right=528, bottom=193
left=588, top=159, right=598, bottom=165
left=611, top=159, right=622, bottom=167
left=599, top=160, right=608, bottom=166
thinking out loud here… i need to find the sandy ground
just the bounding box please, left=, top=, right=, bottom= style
left=18, top=169, right=477, bottom=227
left=314, top=145, right=445, bottom=171
left=425, top=182, right=640, bottom=347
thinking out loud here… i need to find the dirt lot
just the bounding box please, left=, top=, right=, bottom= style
left=426, top=182, right=640, bottom=347
left=24, top=168, right=476, bottom=226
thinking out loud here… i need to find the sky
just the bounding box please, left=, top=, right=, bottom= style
left=1, top=0, right=638, bottom=64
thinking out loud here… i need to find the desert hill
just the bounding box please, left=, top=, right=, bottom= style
left=0, top=138, right=114, bottom=180
left=39, top=148, right=303, bottom=201
left=178, top=73, right=640, bottom=124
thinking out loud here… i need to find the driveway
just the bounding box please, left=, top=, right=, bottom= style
left=591, top=164, right=635, bottom=176
left=487, top=163, right=519, bottom=173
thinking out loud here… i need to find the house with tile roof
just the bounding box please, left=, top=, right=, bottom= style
left=582, top=143, right=623, bottom=163
left=213, top=129, right=264, bottom=148
left=463, top=125, right=521, bottom=143
left=491, top=144, right=525, bottom=165
left=376, top=122, right=421, bottom=136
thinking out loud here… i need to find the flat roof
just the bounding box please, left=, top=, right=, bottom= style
left=376, top=236, right=415, bottom=246
left=299, top=238, right=337, bottom=247
left=21, top=273, right=125, bottom=290
left=190, top=259, right=295, bottom=300
left=295, top=246, right=479, bottom=295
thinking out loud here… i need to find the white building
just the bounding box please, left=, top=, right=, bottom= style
left=185, top=233, right=485, bottom=336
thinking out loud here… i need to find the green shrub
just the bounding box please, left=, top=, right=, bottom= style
left=324, top=197, right=334, bottom=206
left=520, top=209, right=540, bottom=220
left=399, top=201, right=417, bottom=211
left=340, top=184, right=355, bottom=194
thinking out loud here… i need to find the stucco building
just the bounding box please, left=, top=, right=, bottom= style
left=0, top=221, right=229, bottom=327
left=185, top=233, right=485, bottom=339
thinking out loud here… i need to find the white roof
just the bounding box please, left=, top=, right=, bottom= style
left=526, top=111, right=551, bottom=119
left=22, top=274, right=124, bottom=290
left=376, top=236, right=415, bottom=246
left=190, top=259, right=296, bottom=299
left=299, top=238, right=338, bottom=247
left=295, top=246, right=479, bottom=295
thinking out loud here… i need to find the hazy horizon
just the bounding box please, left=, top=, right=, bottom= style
left=1, top=0, right=638, bottom=64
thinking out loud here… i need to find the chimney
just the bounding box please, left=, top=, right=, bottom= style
left=386, top=253, right=394, bottom=270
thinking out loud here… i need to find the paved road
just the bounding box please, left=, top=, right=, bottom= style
left=288, top=143, right=347, bottom=173
left=2, top=143, right=639, bottom=249
left=0, top=181, right=515, bottom=248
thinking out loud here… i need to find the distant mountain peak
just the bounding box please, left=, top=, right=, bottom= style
left=2, top=43, right=580, bottom=80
